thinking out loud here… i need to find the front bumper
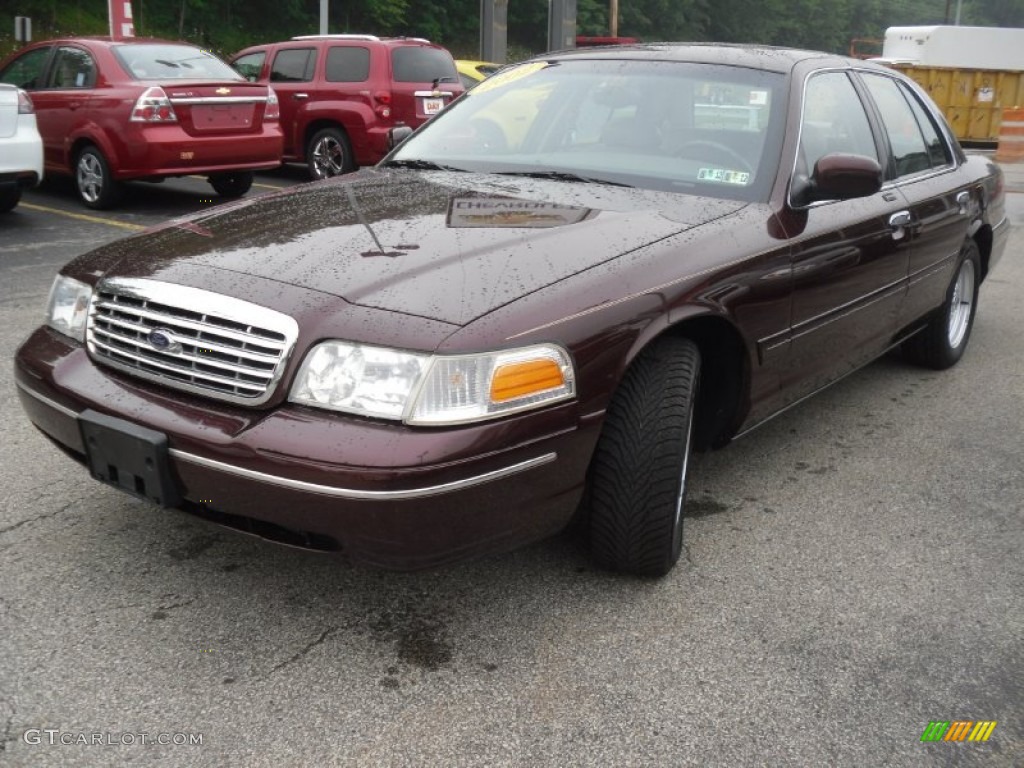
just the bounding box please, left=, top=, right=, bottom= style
left=15, top=327, right=596, bottom=569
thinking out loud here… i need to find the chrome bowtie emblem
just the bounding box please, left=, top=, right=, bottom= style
left=147, top=328, right=182, bottom=354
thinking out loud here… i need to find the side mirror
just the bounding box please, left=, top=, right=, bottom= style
left=807, top=153, right=883, bottom=203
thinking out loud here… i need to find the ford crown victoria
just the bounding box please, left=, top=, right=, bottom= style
left=14, top=45, right=1008, bottom=574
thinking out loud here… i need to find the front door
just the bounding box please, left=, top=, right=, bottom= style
left=780, top=70, right=911, bottom=405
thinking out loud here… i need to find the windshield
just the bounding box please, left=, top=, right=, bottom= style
left=387, top=59, right=786, bottom=201
left=113, top=44, right=244, bottom=81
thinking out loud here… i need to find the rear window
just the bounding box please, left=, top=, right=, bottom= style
left=113, top=44, right=243, bottom=81
left=326, top=47, right=370, bottom=83
left=391, top=47, right=457, bottom=83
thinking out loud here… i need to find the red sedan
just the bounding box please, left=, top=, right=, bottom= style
left=0, top=37, right=283, bottom=209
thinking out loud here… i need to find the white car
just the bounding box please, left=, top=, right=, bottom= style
left=0, top=83, right=43, bottom=213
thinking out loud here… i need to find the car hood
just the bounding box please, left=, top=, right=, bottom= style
left=101, top=169, right=747, bottom=326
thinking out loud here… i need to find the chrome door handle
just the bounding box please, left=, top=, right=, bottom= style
left=292, top=93, right=309, bottom=100
left=956, top=190, right=970, bottom=215
left=889, top=210, right=912, bottom=240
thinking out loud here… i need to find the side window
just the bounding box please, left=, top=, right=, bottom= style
left=326, top=47, right=370, bottom=83
left=48, top=47, right=97, bottom=89
left=799, top=72, right=878, bottom=175
left=0, top=47, right=52, bottom=90
left=232, top=51, right=266, bottom=82
left=270, top=48, right=316, bottom=83
left=861, top=73, right=932, bottom=178
left=898, top=81, right=952, bottom=168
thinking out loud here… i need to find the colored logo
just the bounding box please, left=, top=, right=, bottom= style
left=920, top=721, right=997, bottom=742
left=147, top=328, right=182, bottom=354
left=216, top=87, right=231, bottom=95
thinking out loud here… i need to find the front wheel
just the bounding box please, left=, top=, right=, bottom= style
left=903, top=239, right=981, bottom=370
left=75, top=146, right=124, bottom=210
left=209, top=171, right=254, bottom=198
left=587, top=337, right=701, bottom=576
left=306, top=127, right=354, bottom=180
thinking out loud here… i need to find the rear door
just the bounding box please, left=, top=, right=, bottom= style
left=37, top=45, right=97, bottom=167
left=388, top=44, right=462, bottom=128
left=856, top=71, right=972, bottom=331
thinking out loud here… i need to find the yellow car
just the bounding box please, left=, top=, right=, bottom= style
left=455, top=60, right=500, bottom=89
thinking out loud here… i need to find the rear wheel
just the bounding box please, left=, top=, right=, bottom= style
left=209, top=171, right=254, bottom=198
left=0, top=185, right=21, bottom=213
left=75, top=146, right=123, bottom=210
left=588, top=337, right=701, bottom=576
left=306, top=127, right=353, bottom=180
left=903, top=239, right=981, bottom=370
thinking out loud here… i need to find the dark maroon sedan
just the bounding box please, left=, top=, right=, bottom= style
left=14, top=45, right=1008, bottom=574
left=0, top=37, right=283, bottom=209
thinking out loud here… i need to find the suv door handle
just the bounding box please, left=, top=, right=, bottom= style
left=956, top=190, right=970, bottom=215
left=292, top=93, right=309, bottom=100
left=889, top=210, right=912, bottom=241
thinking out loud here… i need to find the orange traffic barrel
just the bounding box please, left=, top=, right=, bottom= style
left=995, top=107, right=1024, bottom=163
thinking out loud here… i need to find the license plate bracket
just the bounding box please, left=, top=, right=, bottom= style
left=79, top=410, right=181, bottom=507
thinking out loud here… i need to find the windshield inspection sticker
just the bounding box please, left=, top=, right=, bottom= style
left=698, top=168, right=750, bottom=185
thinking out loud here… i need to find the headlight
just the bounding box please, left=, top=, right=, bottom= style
left=45, top=275, right=92, bottom=342
left=289, top=341, right=575, bottom=425
left=289, top=342, right=430, bottom=420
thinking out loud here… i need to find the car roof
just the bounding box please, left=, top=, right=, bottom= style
left=22, top=36, right=204, bottom=49
left=540, top=42, right=868, bottom=74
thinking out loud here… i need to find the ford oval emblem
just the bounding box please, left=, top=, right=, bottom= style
left=147, top=328, right=180, bottom=353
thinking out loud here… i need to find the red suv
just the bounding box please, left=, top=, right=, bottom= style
left=0, top=38, right=283, bottom=209
left=231, top=35, right=463, bottom=179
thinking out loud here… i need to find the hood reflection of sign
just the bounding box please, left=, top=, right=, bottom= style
left=447, top=198, right=594, bottom=228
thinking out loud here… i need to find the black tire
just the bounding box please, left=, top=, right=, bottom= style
left=903, top=239, right=981, bottom=370
left=75, top=145, right=124, bottom=210
left=588, top=336, right=701, bottom=576
left=306, top=127, right=354, bottom=180
left=0, top=185, right=21, bottom=213
left=209, top=171, right=254, bottom=198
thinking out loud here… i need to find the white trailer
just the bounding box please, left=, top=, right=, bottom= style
left=881, top=25, right=1024, bottom=70
left=874, top=25, right=1024, bottom=144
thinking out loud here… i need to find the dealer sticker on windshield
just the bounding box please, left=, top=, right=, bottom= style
left=698, top=168, right=751, bottom=185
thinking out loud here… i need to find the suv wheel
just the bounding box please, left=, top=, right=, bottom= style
left=209, top=171, right=254, bottom=198
left=76, top=146, right=124, bottom=210
left=307, top=127, right=354, bottom=180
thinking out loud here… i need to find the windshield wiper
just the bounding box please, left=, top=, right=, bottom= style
left=381, top=159, right=466, bottom=172
left=494, top=170, right=633, bottom=187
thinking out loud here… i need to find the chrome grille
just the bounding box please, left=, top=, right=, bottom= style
left=86, top=277, right=299, bottom=406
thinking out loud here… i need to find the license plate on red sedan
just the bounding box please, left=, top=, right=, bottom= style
left=192, top=103, right=254, bottom=130
left=422, top=97, right=444, bottom=115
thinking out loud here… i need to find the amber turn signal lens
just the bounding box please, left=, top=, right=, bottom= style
left=490, top=359, right=565, bottom=402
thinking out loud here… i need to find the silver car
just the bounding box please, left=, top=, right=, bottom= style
left=0, top=83, right=43, bottom=213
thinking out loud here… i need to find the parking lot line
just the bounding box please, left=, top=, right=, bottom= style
left=19, top=203, right=147, bottom=231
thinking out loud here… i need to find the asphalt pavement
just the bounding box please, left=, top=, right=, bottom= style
left=0, top=166, right=1021, bottom=767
